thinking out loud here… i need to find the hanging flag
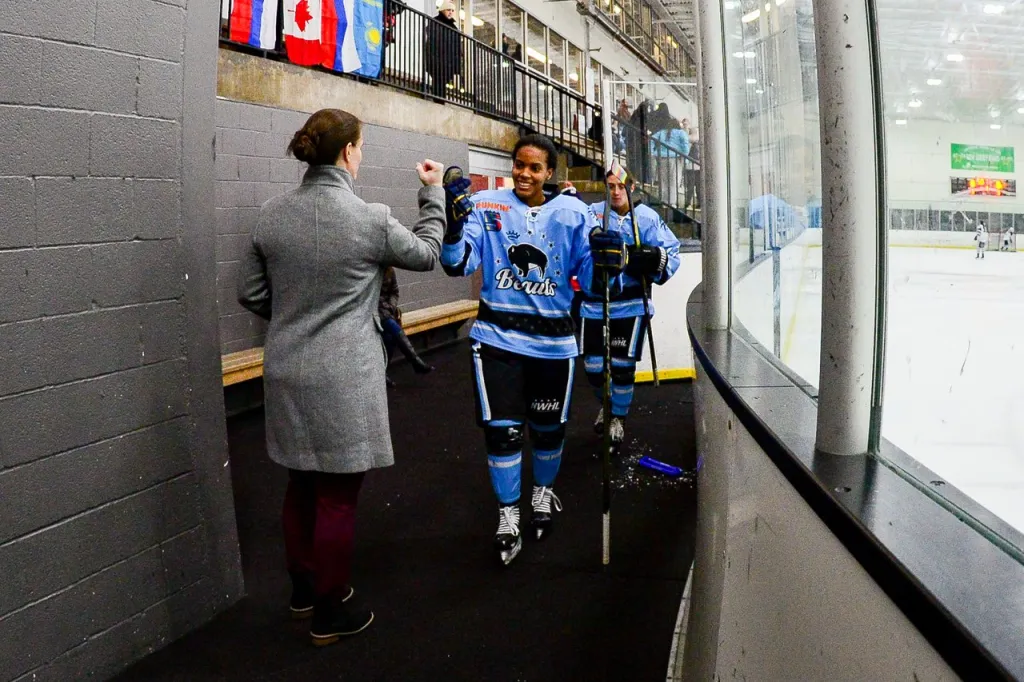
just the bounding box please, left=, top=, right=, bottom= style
left=283, top=0, right=325, bottom=66
left=282, top=0, right=368, bottom=74
left=321, top=0, right=363, bottom=74
left=351, top=0, right=384, bottom=77
left=229, top=0, right=280, bottom=50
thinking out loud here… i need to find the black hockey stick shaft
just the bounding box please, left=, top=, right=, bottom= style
left=601, top=181, right=613, bottom=567
left=624, top=183, right=659, bottom=387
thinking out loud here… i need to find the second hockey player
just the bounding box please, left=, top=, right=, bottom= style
left=581, top=170, right=681, bottom=450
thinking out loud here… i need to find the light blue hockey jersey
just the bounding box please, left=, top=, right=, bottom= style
left=582, top=201, right=681, bottom=320
left=442, top=189, right=600, bottom=359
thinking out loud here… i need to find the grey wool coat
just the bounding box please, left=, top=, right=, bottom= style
left=237, top=165, right=445, bottom=473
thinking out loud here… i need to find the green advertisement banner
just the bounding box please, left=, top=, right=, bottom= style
left=951, top=144, right=1015, bottom=172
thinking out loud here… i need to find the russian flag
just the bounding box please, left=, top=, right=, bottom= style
left=283, top=0, right=361, bottom=72
left=229, top=0, right=279, bottom=50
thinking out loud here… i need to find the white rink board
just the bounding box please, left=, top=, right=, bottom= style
left=635, top=252, right=702, bottom=380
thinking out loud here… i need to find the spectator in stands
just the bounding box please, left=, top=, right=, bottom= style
left=502, top=34, right=522, bottom=61
left=379, top=266, right=435, bottom=386
left=650, top=116, right=689, bottom=208
left=425, top=1, right=463, bottom=98
left=614, top=99, right=631, bottom=154
left=237, top=108, right=445, bottom=646
left=683, top=126, right=701, bottom=211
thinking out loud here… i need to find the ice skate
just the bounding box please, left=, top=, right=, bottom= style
left=530, top=485, right=563, bottom=540
left=495, top=504, right=522, bottom=565
left=608, top=416, right=625, bottom=446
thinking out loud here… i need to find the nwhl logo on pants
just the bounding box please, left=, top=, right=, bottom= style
left=530, top=399, right=560, bottom=412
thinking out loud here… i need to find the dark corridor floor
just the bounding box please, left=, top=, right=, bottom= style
left=112, top=340, right=697, bottom=682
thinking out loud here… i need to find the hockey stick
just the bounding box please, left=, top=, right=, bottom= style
left=624, top=180, right=660, bottom=387
left=601, top=177, right=614, bottom=567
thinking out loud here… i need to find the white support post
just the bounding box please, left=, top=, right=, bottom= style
left=812, top=0, right=883, bottom=455
left=695, top=0, right=729, bottom=330
left=602, top=85, right=613, bottom=171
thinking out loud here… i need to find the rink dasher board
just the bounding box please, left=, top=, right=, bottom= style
left=634, top=252, right=702, bottom=384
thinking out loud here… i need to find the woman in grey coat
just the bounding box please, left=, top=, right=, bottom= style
left=237, top=108, right=445, bottom=646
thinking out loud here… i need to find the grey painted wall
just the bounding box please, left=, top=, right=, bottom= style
left=0, top=1, right=242, bottom=680
left=215, top=98, right=473, bottom=356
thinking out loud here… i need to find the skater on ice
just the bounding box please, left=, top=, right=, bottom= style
left=439, top=134, right=626, bottom=565
left=1001, top=226, right=1014, bottom=251
left=975, top=221, right=987, bottom=259
left=582, top=169, right=681, bottom=451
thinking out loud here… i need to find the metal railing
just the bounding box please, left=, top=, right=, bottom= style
left=217, top=0, right=698, bottom=228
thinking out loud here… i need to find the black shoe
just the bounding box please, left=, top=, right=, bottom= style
left=310, top=595, right=374, bottom=645
left=412, top=359, right=435, bottom=374
left=395, top=329, right=434, bottom=374
left=290, top=573, right=353, bottom=620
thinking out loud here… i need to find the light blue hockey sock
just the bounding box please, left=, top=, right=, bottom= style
left=488, top=451, right=522, bottom=505
left=584, top=354, right=604, bottom=402
left=529, top=423, right=563, bottom=487
left=610, top=357, right=636, bottom=417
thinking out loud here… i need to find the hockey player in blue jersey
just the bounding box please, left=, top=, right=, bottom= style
left=441, top=134, right=627, bottom=565
left=582, top=170, right=681, bottom=449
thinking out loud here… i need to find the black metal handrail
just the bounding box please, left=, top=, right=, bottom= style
left=217, top=0, right=698, bottom=226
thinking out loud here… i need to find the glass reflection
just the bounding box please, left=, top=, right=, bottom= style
left=727, top=0, right=823, bottom=388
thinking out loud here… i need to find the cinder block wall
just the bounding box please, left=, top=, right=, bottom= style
left=215, top=99, right=474, bottom=356
left=0, top=2, right=242, bottom=680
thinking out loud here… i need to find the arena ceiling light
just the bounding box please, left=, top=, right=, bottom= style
left=983, top=4, right=1004, bottom=14
left=926, top=78, right=942, bottom=86
left=946, top=53, right=964, bottom=62
left=894, top=119, right=908, bottom=125
left=991, top=110, right=1001, bottom=117
left=991, top=123, right=1002, bottom=129
left=908, top=99, right=922, bottom=107
left=746, top=78, right=757, bottom=84
left=741, top=9, right=761, bottom=22
left=1018, top=107, right=1024, bottom=114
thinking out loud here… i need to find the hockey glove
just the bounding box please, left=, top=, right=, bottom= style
left=589, top=228, right=628, bottom=273
left=625, top=244, right=667, bottom=279
left=443, top=167, right=474, bottom=244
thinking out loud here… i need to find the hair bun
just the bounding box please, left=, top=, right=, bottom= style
left=289, top=130, right=319, bottom=164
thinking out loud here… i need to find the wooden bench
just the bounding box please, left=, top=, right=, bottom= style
left=221, top=299, right=479, bottom=387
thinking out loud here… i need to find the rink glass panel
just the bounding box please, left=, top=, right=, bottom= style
left=875, top=0, right=1024, bottom=554
left=725, top=0, right=823, bottom=391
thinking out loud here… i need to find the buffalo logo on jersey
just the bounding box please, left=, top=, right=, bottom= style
left=495, top=243, right=557, bottom=296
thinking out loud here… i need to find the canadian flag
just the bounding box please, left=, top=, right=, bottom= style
left=283, top=0, right=323, bottom=66
left=283, top=0, right=362, bottom=73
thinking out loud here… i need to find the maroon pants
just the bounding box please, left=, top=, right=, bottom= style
left=282, top=468, right=366, bottom=599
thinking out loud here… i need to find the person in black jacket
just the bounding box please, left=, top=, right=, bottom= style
left=425, top=1, right=462, bottom=98
left=379, top=266, right=434, bottom=385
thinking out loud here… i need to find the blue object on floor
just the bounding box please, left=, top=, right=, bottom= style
left=638, top=456, right=683, bottom=477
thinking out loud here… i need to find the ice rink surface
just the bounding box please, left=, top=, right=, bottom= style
left=735, top=231, right=1024, bottom=539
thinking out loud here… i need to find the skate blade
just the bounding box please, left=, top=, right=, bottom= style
left=499, top=539, right=523, bottom=566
